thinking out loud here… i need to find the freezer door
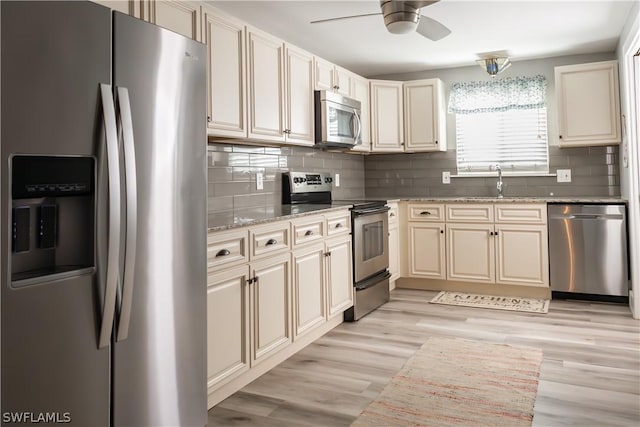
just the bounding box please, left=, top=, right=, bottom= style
left=1, top=1, right=111, bottom=425
left=111, top=13, right=207, bottom=427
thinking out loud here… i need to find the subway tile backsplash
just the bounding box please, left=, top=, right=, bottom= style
left=207, top=143, right=620, bottom=215
left=364, top=146, right=621, bottom=198
left=207, top=143, right=365, bottom=214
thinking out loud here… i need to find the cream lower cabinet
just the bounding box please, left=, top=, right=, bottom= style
left=388, top=203, right=400, bottom=283
left=445, top=203, right=548, bottom=287
left=250, top=253, right=292, bottom=363
left=326, top=235, right=353, bottom=316
left=409, top=222, right=446, bottom=279
left=293, top=242, right=326, bottom=339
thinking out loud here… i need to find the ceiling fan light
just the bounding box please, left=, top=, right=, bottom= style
left=476, top=57, right=511, bottom=76
left=387, top=20, right=418, bottom=34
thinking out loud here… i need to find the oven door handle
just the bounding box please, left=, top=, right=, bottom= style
left=352, top=206, right=390, bottom=217
left=354, top=270, right=392, bottom=291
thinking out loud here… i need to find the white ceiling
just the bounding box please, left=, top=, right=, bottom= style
left=208, top=0, right=635, bottom=77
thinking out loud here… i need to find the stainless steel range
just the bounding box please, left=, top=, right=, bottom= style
left=283, top=172, right=390, bottom=321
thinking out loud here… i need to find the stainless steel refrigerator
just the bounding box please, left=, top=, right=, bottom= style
left=1, top=2, right=207, bottom=426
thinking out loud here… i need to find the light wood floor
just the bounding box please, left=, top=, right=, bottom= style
left=207, top=289, right=640, bottom=426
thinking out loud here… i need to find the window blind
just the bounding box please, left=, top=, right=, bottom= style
left=455, top=108, right=549, bottom=174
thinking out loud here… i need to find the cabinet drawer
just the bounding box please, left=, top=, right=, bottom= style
left=293, top=218, right=324, bottom=246
left=495, top=204, right=547, bottom=224
left=250, top=222, right=290, bottom=259
left=207, top=229, right=249, bottom=271
left=446, top=204, right=494, bottom=223
left=326, top=212, right=351, bottom=236
left=408, top=203, right=444, bottom=221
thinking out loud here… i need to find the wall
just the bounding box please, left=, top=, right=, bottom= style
left=365, top=146, right=620, bottom=198
left=365, top=52, right=620, bottom=198
left=207, top=143, right=365, bottom=215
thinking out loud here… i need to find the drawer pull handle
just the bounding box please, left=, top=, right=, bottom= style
left=265, top=239, right=278, bottom=246
left=304, top=230, right=314, bottom=236
left=335, top=223, right=343, bottom=228
left=215, top=249, right=231, bottom=257
left=390, top=213, right=395, bottom=217
left=420, top=211, right=432, bottom=215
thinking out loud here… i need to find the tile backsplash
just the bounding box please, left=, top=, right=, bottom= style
left=364, top=146, right=621, bottom=198
left=207, top=143, right=365, bottom=214
left=207, top=143, right=620, bottom=214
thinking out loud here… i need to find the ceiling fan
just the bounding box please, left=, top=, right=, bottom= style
left=310, top=0, right=451, bottom=42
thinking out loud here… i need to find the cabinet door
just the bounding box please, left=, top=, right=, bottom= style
left=207, top=265, right=250, bottom=391
left=495, top=224, right=549, bottom=287
left=314, top=57, right=334, bottom=91
left=147, top=0, right=201, bottom=41
left=247, top=28, right=284, bottom=141
left=292, top=243, right=326, bottom=339
left=388, top=223, right=400, bottom=282
left=350, top=75, right=371, bottom=152
left=371, top=80, right=404, bottom=152
left=203, top=8, right=246, bottom=138
left=91, top=0, right=137, bottom=16
left=404, top=79, right=445, bottom=152
left=446, top=224, right=495, bottom=283
left=250, top=253, right=292, bottom=365
left=334, top=66, right=351, bottom=96
left=408, top=222, right=446, bottom=279
left=326, top=236, right=353, bottom=317
left=285, top=45, right=314, bottom=145
left=555, top=61, right=621, bottom=146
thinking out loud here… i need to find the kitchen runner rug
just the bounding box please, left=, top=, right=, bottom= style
left=351, top=337, right=543, bottom=427
left=429, top=291, right=550, bottom=314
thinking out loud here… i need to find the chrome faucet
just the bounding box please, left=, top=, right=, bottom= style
left=495, top=164, right=504, bottom=198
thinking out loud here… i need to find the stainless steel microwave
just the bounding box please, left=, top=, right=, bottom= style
left=314, top=90, right=362, bottom=149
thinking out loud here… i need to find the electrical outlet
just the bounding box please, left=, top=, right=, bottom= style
left=256, top=172, right=264, bottom=190
left=556, top=169, right=571, bottom=183
left=442, top=171, right=451, bottom=184
left=335, top=173, right=340, bottom=187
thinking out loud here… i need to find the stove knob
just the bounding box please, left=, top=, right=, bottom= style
left=301, top=178, right=306, bottom=183
left=293, top=177, right=300, bottom=184
left=326, top=177, right=333, bottom=183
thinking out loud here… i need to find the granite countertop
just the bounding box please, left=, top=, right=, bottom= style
left=208, top=204, right=353, bottom=232
left=208, top=196, right=627, bottom=232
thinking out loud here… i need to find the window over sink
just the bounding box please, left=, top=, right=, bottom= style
left=449, top=75, right=549, bottom=175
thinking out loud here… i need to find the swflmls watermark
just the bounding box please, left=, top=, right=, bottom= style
left=2, top=412, right=71, bottom=424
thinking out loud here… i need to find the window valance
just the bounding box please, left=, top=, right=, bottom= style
left=448, top=75, right=547, bottom=114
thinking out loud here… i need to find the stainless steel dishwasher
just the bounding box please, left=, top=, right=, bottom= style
left=548, top=203, right=629, bottom=297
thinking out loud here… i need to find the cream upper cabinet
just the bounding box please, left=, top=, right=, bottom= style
left=403, top=79, right=447, bottom=152
left=206, top=264, right=251, bottom=392
left=313, top=57, right=350, bottom=95
left=284, top=45, right=315, bottom=145
left=144, top=0, right=201, bottom=41
left=246, top=27, right=285, bottom=142
left=370, top=80, right=404, bottom=152
left=202, top=6, right=246, bottom=138
left=555, top=60, right=621, bottom=147
left=91, top=0, right=138, bottom=16
left=350, top=75, right=371, bottom=152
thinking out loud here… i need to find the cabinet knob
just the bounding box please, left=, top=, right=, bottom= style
left=435, top=140, right=438, bottom=144
left=559, top=135, right=563, bottom=139
left=490, top=231, right=494, bottom=236
left=440, top=229, right=444, bottom=234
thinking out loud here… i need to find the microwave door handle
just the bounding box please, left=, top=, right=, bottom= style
left=354, top=110, right=362, bottom=144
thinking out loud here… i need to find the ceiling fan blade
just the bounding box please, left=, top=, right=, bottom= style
left=416, top=15, right=451, bottom=41
left=405, top=0, right=440, bottom=9
left=310, top=13, right=382, bottom=25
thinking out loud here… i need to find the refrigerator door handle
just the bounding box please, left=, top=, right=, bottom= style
left=116, top=87, right=137, bottom=342
left=98, top=83, right=121, bottom=349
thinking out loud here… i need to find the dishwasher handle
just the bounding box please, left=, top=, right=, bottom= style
left=550, top=213, right=624, bottom=220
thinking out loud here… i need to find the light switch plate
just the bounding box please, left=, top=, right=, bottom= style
left=335, top=173, right=340, bottom=187
left=557, top=169, right=571, bottom=183
left=442, top=171, right=451, bottom=184
left=256, top=172, right=264, bottom=190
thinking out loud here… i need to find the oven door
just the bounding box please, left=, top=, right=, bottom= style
left=353, top=209, right=389, bottom=283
